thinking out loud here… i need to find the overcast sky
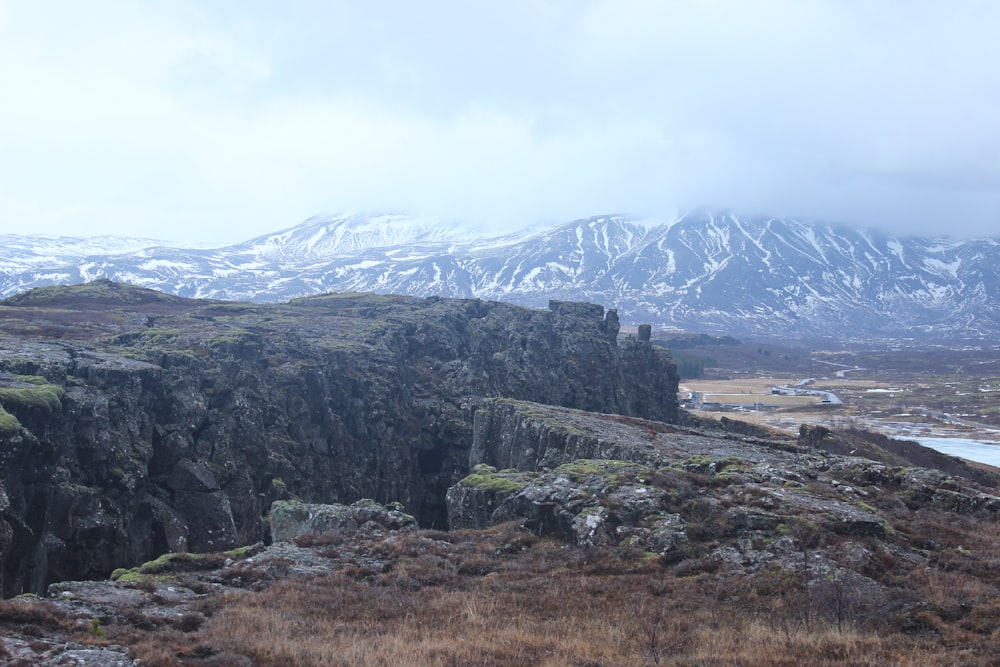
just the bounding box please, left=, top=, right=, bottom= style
left=2, top=1, right=999, bottom=244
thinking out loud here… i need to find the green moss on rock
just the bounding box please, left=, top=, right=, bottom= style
left=555, top=459, right=636, bottom=484
left=138, top=552, right=184, bottom=574
left=457, top=465, right=530, bottom=493
left=111, top=545, right=254, bottom=583
left=682, top=454, right=712, bottom=467
left=461, top=474, right=524, bottom=493
left=114, top=570, right=172, bottom=584
left=0, top=382, right=65, bottom=411
left=0, top=407, right=21, bottom=437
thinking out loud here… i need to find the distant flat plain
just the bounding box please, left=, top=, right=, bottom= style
left=673, top=341, right=1000, bottom=447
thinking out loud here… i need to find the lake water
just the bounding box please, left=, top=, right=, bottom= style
left=915, top=437, right=1000, bottom=468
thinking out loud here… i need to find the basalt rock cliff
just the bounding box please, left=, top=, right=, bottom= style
left=447, top=400, right=1000, bottom=558
left=0, top=280, right=678, bottom=595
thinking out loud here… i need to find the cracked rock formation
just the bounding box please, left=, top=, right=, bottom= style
left=0, top=281, right=678, bottom=595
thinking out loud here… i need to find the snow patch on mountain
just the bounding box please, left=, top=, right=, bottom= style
left=2, top=212, right=999, bottom=343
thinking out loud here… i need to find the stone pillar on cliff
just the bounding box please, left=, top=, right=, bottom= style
left=638, top=323, right=652, bottom=342
left=603, top=308, right=620, bottom=343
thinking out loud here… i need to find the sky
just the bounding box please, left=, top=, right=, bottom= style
left=1, top=1, right=999, bottom=245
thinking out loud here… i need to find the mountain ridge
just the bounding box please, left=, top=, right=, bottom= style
left=3, top=211, right=998, bottom=343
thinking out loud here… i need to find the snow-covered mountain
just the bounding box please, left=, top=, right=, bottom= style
left=235, top=214, right=469, bottom=262
left=2, top=211, right=998, bottom=343
left=0, top=234, right=167, bottom=273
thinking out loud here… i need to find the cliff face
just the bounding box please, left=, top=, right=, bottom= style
left=0, top=282, right=678, bottom=595
left=447, top=399, right=1000, bottom=572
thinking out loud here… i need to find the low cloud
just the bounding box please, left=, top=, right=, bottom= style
left=1, top=1, right=998, bottom=243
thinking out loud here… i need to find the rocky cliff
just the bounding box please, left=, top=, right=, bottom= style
left=0, top=280, right=678, bottom=595
left=447, top=399, right=1000, bottom=570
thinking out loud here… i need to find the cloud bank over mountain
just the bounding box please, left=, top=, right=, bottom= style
left=2, top=1, right=999, bottom=243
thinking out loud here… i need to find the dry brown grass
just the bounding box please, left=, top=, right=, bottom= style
left=106, top=519, right=1000, bottom=666
left=191, top=576, right=969, bottom=667
left=7, top=517, right=996, bottom=665
left=205, top=581, right=626, bottom=666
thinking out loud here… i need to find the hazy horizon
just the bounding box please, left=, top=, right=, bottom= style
left=5, top=207, right=996, bottom=250
left=2, top=2, right=999, bottom=245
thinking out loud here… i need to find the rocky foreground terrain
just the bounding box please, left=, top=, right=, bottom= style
left=1, top=281, right=1000, bottom=665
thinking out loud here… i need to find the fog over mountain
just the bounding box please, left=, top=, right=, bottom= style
left=2, top=2, right=999, bottom=244
left=3, top=211, right=998, bottom=344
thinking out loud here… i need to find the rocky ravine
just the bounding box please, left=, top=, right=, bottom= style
left=2, top=400, right=999, bottom=664
left=3, top=282, right=1000, bottom=664
left=0, top=280, right=678, bottom=596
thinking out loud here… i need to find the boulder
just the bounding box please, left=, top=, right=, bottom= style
left=269, top=499, right=417, bottom=543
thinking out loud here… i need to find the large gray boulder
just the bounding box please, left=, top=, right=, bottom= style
left=269, top=499, right=417, bottom=543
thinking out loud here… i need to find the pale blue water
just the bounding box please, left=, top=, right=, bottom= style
left=915, top=437, right=1000, bottom=468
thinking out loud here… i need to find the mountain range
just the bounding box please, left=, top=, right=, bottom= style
left=3, top=210, right=999, bottom=343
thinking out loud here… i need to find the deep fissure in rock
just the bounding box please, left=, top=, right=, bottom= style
left=0, top=288, right=678, bottom=595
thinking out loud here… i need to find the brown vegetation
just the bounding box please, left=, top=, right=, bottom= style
left=6, top=511, right=995, bottom=667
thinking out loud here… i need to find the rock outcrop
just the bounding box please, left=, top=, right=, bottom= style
left=447, top=399, right=1000, bottom=575
left=269, top=500, right=417, bottom=543
left=0, top=282, right=678, bottom=595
